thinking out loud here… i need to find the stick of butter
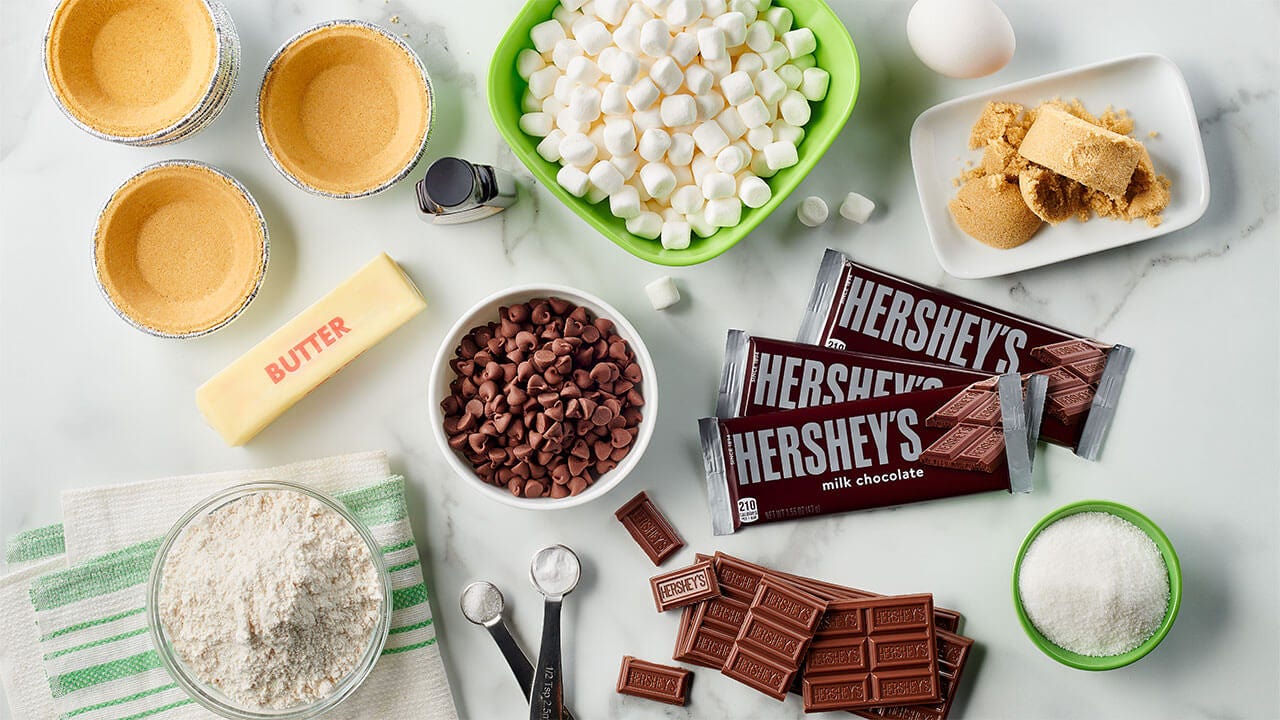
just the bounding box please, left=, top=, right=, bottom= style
left=197, top=253, right=426, bottom=445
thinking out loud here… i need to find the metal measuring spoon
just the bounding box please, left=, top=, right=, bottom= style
left=528, top=545, right=581, bottom=720
left=459, top=581, right=578, bottom=720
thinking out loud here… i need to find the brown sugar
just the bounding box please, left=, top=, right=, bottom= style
left=44, top=0, right=219, bottom=137
left=258, top=22, right=431, bottom=196
left=94, top=163, right=267, bottom=336
left=948, top=175, right=1043, bottom=250
left=948, top=99, right=1171, bottom=247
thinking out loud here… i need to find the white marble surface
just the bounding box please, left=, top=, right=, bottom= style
left=2, top=0, right=1278, bottom=718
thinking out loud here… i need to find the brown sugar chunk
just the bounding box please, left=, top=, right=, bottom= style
left=948, top=175, right=1042, bottom=250
left=967, top=101, right=1026, bottom=149
left=1018, top=163, right=1088, bottom=225
left=1018, top=107, right=1144, bottom=198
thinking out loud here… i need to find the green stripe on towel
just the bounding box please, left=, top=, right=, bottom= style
left=392, top=582, right=429, bottom=611
left=335, top=477, right=409, bottom=527
left=63, top=684, right=178, bottom=718
left=381, top=638, right=438, bottom=656
left=45, top=626, right=149, bottom=660
left=49, top=650, right=162, bottom=697
left=6, top=523, right=66, bottom=563
left=42, top=608, right=146, bottom=642
left=30, top=540, right=160, bottom=612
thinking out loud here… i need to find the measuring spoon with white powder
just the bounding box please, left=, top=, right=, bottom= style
left=459, top=581, right=576, bottom=720
left=528, top=545, right=581, bottom=720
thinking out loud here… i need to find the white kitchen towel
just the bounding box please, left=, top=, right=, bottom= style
left=0, top=558, right=65, bottom=720
left=1, top=451, right=459, bottom=720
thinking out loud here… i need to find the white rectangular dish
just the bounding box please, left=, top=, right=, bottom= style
left=910, top=53, right=1210, bottom=279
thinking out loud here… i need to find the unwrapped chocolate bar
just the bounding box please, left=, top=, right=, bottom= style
left=700, top=376, right=1039, bottom=535
left=797, top=249, right=1132, bottom=460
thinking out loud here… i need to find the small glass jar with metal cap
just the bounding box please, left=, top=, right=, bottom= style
left=416, top=157, right=517, bottom=224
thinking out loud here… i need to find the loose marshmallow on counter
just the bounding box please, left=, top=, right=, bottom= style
left=557, top=165, right=591, bottom=196
left=839, top=192, right=875, bottom=223
left=661, top=220, right=692, bottom=249
left=626, top=211, right=663, bottom=238
left=645, top=276, right=681, bottom=310
left=797, top=195, right=828, bottom=226
left=738, top=174, right=771, bottom=207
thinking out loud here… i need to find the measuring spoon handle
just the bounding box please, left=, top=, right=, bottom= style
left=487, top=621, right=534, bottom=695
left=529, top=598, right=565, bottom=720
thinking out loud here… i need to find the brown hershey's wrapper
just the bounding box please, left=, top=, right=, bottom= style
left=717, top=330, right=992, bottom=418
left=700, top=377, right=1037, bottom=535
left=797, top=249, right=1133, bottom=460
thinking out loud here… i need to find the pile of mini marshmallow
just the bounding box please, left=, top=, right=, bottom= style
left=517, top=0, right=829, bottom=250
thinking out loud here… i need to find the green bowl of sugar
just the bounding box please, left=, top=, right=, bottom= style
left=1012, top=499, right=1182, bottom=671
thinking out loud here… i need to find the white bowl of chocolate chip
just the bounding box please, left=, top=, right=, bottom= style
left=429, top=285, right=657, bottom=509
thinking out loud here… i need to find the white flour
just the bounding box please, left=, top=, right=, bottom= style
left=1017, top=512, right=1169, bottom=657
left=159, top=490, right=383, bottom=709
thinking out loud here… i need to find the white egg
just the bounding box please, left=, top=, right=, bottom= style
left=907, top=0, right=1015, bottom=79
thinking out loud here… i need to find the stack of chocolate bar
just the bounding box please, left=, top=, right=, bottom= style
left=670, top=553, right=974, bottom=718
left=700, top=249, right=1133, bottom=535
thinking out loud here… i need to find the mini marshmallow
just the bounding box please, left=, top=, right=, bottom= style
left=554, top=75, right=575, bottom=104
left=777, top=63, right=803, bottom=89
left=532, top=19, right=567, bottom=52
left=691, top=152, right=717, bottom=185
left=762, top=6, right=792, bottom=33
left=763, top=140, right=798, bottom=170
left=694, top=91, right=726, bottom=121
left=561, top=0, right=587, bottom=12
left=796, top=195, right=828, bottom=226
left=781, top=27, right=816, bottom=58
left=737, top=95, right=769, bottom=128
left=566, top=56, right=602, bottom=85
left=552, top=38, right=584, bottom=69
left=559, top=132, right=597, bottom=166
left=638, top=127, right=673, bottom=161
left=645, top=276, right=681, bottom=309
left=649, top=57, right=684, bottom=94
left=603, top=118, right=638, bottom=155
left=668, top=132, right=696, bottom=165
left=626, top=211, right=663, bottom=239
left=727, top=0, right=758, bottom=23
left=779, top=90, right=810, bottom=126
left=523, top=89, right=541, bottom=112
left=703, top=0, right=727, bottom=18
left=536, top=129, right=567, bottom=162
left=576, top=20, right=613, bottom=54
left=672, top=163, right=694, bottom=186
left=761, top=41, right=790, bottom=70
left=557, top=165, right=591, bottom=196
left=734, top=52, right=765, bottom=77
left=661, top=221, right=692, bottom=250
left=585, top=185, right=609, bottom=203
left=570, top=14, right=596, bottom=37
left=692, top=119, right=730, bottom=155
left=702, top=171, right=736, bottom=199
left=609, top=185, right=642, bottom=218
left=686, top=209, right=716, bottom=237
left=665, top=0, right=702, bottom=26
left=670, top=184, right=705, bottom=213
left=738, top=174, right=771, bottom=207
left=754, top=68, right=787, bottom=104
left=568, top=86, right=602, bottom=122
left=595, top=0, right=627, bottom=24
left=632, top=177, right=653, bottom=201
left=601, top=83, right=630, bottom=115
left=623, top=2, right=655, bottom=24
left=640, top=162, right=677, bottom=198
left=715, top=144, right=748, bottom=174
left=632, top=108, right=664, bottom=132
left=703, top=55, right=733, bottom=79
left=696, top=27, right=727, bottom=60
left=611, top=152, right=641, bottom=178
left=555, top=108, right=588, bottom=134
left=750, top=150, right=777, bottom=177
left=588, top=123, right=608, bottom=152
left=839, top=192, right=876, bottom=223
left=542, top=95, right=565, bottom=115
left=625, top=77, right=660, bottom=110
left=705, top=196, right=743, bottom=226
left=552, top=5, right=579, bottom=27
left=715, top=106, right=748, bottom=139
left=519, top=112, right=554, bottom=137
left=773, top=121, right=804, bottom=145
left=670, top=32, right=700, bottom=66
left=639, top=0, right=671, bottom=14
left=660, top=95, right=697, bottom=127
left=661, top=207, right=684, bottom=223
left=713, top=12, right=748, bottom=44
left=682, top=64, right=714, bottom=95
left=517, top=49, right=546, bottom=80
left=720, top=71, right=755, bottom=105
left=800, top=67, right=829, bottom=101
left=744, top=20, right=772, bottom=52
left=608, top=51, right=640, bottom=84
left=613, top=24, right=642, bottom=54
left=639, top=19, right=671, bottom=56
left=745, top=124, right=772, bottom=150
left=529, top=66, right=560, bottom=98
left=598, top=47, right=621, bottom=74
left=791, top=53, right=815, bottom=70
left=588, top=160, right=626, bottom=194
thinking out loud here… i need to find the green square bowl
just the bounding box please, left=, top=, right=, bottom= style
left=1012, top=500, right=1182, bottom=671
left=487, top=0, right=859, bottom=266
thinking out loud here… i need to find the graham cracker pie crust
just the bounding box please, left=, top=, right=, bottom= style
left=258, top=22, right=431, bottom=196
left=95, top=163, right=267, bottom=337
left=45, top=0, right=219, bottom=138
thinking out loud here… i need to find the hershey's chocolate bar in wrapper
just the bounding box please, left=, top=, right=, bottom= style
left=700, top=375, right=1041, bottom=535
left=796, top=249, right=1132, bottom=460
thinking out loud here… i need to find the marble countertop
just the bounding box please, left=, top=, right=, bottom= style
left=2, top=0, right=1277, bottom=718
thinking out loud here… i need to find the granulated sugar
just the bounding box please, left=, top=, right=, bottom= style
left=159, top=490, right=383, bottom=709
left=1017, top=511, right=1169, bottom=657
